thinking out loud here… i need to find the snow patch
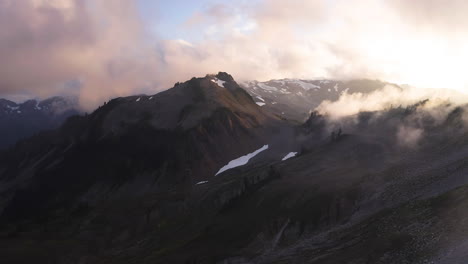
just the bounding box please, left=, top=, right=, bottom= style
left=273, top=80, right=286, bottom=86
left=256, top=102, right=266, bottom=106
left=211, top=78, right=226, bottom=88
left=6, top=105, right=19, bottom=111
left=282, top=152, right=298, bottom=161
left=257, top=83, right=278, bottom=91
left=334, top=83, right=339, bottom=92
left=215, top=145, right=269, bottom=176
left=279, top=88, right=291, bottom=94
left=328, top=89, right=331, bottom=92
left=256, top=96, right=265, bottom=102
left=149, top=96, right=153, bottom=100
left=196, top=181, right=209, bottom=185
left=291, top=80, right=321, bottom=90
left=136, top=97, right=141, bottom=102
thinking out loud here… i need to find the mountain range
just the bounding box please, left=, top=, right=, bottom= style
left=0, top=96, right=80, bottom=150
left=1, top=73, right=468, bottom=263
left=240, top=78, right=388, bottom=121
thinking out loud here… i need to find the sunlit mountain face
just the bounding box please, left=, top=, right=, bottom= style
left=2, top=1, right=468, bottom=263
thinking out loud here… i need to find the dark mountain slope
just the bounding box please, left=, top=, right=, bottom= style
left=2, top=79, right=468, bottom=263
left=125, top=103, right=468, bottom=264
left=0, top=72, right=288, bottom=226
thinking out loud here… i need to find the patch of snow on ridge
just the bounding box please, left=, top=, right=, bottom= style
left=279, top=88, right=291, bottom=94
left=256, top=96, right=265, bottom=102
left=291, top=80, right=321, bottom=90
left=6, top=105, right=19, bottom=111
left=257, top=83, right=278, bottom=91
left=273, top=80, right=285, bottom=86
left=256, top=102, right=266, bottom=106
left=136, top=97, right=141, bottom=102
left=282, top=152, right=298, bottom=161
left=215, top=145, right=269, bottom=176
left=211, top=78, right=226, bottom=88
left=196, top=181, right=209, bottom=185
left=334, top=83, right=339, bottom=92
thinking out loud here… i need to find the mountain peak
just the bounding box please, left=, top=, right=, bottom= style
left=91, top=73, right=276, bottom=136
left=215, top=72, right=235, bottom=83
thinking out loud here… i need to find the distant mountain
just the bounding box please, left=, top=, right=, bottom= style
left=241, top=78, right=392, bottom=121
left=0, top=96, right=80, bottom=149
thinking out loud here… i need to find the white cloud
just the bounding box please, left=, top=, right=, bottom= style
left=316, top=85, right=468, bottom=120
left=3, top=0, right=468, bottom=109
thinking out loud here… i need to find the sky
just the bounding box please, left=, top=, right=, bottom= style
left=1, top=0, right=468, bottom=110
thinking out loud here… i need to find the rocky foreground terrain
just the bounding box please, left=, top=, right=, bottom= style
left=1, top=73, right=468, bottom=263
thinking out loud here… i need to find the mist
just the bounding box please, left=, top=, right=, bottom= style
left=316, top=85, right=468, bottom=120
left=314, top=84, right=468, bottom=151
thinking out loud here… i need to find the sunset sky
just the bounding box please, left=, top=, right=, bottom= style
left=1, top=0, right=467, bottom=109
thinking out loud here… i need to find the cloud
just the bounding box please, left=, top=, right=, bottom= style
left=396, top=125, right=423, bottom=148
left=315, top=84, right=468, bottom=120
left=160, top=0, right=468, bottom=92
left=388, top=0, right=468, bottom=33
left=0, top=0, right=161, bottom=110
left=2, top=0, right=468, bottom=110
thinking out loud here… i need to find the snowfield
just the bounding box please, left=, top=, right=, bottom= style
left=257, top=83, right=278, bottom=91
left=215, top=145, right=269, bottom=176
left=282, top=152, right=298, bottom=161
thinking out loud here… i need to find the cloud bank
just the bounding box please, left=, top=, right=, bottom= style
left=1, top=0, right=468, bottom=110
left=0, top=0, right=160, bottom=109
left=315, top=85, right=468, bottom=120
